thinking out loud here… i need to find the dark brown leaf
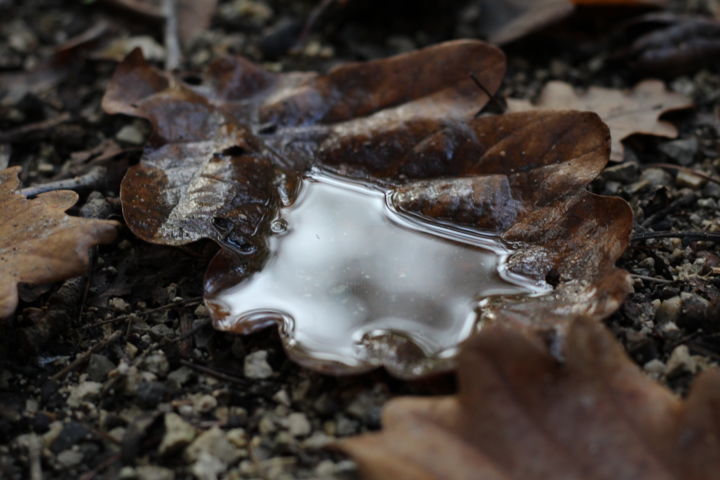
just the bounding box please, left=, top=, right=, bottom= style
left=340, top=317, right=720, bottom=480
left=476, top=0, right=667, bottom=44
left=616, top=13, right=720, bottom=76
left=104, top=42, right=633, bottom=377
left=0, top=167, right=119, bottom=318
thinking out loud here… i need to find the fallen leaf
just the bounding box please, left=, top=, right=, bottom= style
left=615, top=13, right=720, bottom=76
left=508, top=80, right=693, bottom=161
left=476, top=0, right=667, bottom=44
left=104, top=42, right=632, bottom=377
left=0, top=167, right=119, bottom=318
left=340, top=317, right=720, bottom=480
left=0, top=23, right=109, bottom=104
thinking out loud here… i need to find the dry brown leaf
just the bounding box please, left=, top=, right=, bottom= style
left=103, top=42, right=632, bottom=377
left=0, top=167, right=119, bottom=318
left=340, top=317, right=720, bottom=480
left=508, top=80, right=693, bottom=161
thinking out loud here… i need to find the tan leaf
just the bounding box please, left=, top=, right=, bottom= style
left=508, top=80, right=693, bottom=161
left=0, top=167, right=119, bottom=318
left=340, top=318, right=720, bottom=480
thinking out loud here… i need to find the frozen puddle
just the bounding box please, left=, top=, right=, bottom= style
left=208, top=170, right=545, bottom=369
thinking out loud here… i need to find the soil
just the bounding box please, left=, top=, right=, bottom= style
left=1, top=0, right=719, bottom=479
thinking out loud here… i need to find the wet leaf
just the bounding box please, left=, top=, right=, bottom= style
left=0, top=23, right=109, bottom=104
left=476, top=0, right=667, bottom=44
left=0, top=167, right=119, bottom=318
left=104, top=42, right=633, bottom=377
left=340, top=317, right=720, bottom=480
left=615, top=13, right=720, bottom=76
left=103, top=40, right=506, bottom=247
left=508, top=80, right=693, bottom=161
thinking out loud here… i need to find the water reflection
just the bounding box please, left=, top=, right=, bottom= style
left=209, top=171, right=543, bottom=367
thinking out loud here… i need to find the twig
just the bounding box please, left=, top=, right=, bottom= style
left=294, top=0, right=336, bottom=50
left=21, top=166, right=107, bottom=197
left=179, top=359, right=250, bottom=386
left=78, top=454, right=121, bottom=480
left=470, top=73, right=507, bottom=117
left=164, top=0, right=181, bottom=70
left=645, top=162, right=720, bottom=186
left=631, top=231, right=720, bottom=243
left=81, top=296, right=203, bottom=329
left=0, top=113, right=71, bottom=143
left=28, top=434, right=42, bottom=480
left=631, top=274, right=672, bottom=284
left=50, top=330, right=123, bottom=381
left=100, top=318, right=211, bottom=396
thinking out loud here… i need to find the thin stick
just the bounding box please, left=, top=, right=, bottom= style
left=631, top=231, right=720, bottom=243
left=78, top=454, right=121, bottom=480
left=50, top=330, right=123, bottom=381
left=294, top=0, right=336, bottom=50
left=179, top=359, right=250, bottom=386
left=470, top=73, right=506, bottom=117
left=28, top=434, right=42, bottom=480
left=21, top=166, right=107, bottom=197
left=631, top=273, right=672, bottom=284
left=164, top=0, right=182, bottom=70
left=645, top=162, right=720, bottom=186
left=81, top=296, right=203, bottom=330
left=0, top=113, right=71, bottom=143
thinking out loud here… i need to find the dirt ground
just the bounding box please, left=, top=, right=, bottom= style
left=1, top=0, right=719, bottom=478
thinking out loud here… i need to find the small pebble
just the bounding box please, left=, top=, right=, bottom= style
left=136, top=465, right=175, bottom=480
left=115, top=125, right=145, bottom=145
left=244, top=350, right=273, bottom=379
left=655, top=296, right=682, bottom=324
left=159, top=413, right=196, bottom=455
left=286, top=412, right=311, bottom=437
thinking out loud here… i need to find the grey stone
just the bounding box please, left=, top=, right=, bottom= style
left=87, top=354, right=114, bottom=381
left=191, top=452, right=225, bottom=480
left=244, top=350, right=273, bottom=379
left=659, top=138, right=698, bottom=166
left=57, top=449, right=83, bottom=468
left=602, top=162, right=639, bottom=183
left=640, top=167, right=672, bottom=187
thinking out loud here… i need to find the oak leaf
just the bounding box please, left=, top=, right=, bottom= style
left=508, top=80, right=693, bottom=161
left=340, top=318, right=720, bottom=480
left=0, top=167, right=119, bottom=318
left=477, top=0, right=668, bottom=44
left=616, top=13, right=720, bottom=76
left=103, top=41, right=632, bottom=377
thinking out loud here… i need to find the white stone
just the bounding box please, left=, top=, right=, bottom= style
left=159, top=413, right=196, bottom=455
left=185, top=427, right=240, bottom=464
left=244, top=351, right=273, bottom=379
left=286, top=412, right=311, bottom=437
